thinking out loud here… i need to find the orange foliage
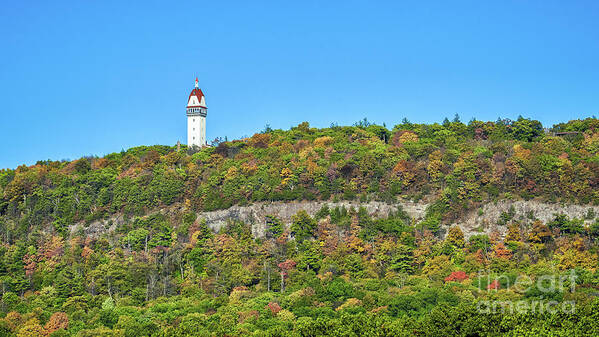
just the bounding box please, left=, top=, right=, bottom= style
left=316, top=219, right=340, bottom=255
left=91, top=157, right=111, bottom=170
left=248, top=133, right=271, bottom=148
left=392, top=160, right=415, bottom=185
left=238, top=310, right=259, bottom=324
left=392, top=130, right=419, bottom=146
left=493, top=242, right=512, bottom=260
left=42, top=236, right=64, bottom=261
left=81, top=246, right=94, bottom=261
left=44, top=312, right=69, bottom=335
left=22, top=254, right=37, bottom=278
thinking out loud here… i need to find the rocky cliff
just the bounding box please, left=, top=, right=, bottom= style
left=72, top=199, right=599, bottom=241
left=452, top=200, right=599, bottom=238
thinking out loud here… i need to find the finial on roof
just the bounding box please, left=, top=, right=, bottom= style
left=195, top=77, right=199, bottom=88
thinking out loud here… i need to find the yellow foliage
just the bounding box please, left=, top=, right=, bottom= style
left=224, top=166, right=239, bottom=181
left=513, top=144, right=531, bottom=161
left=446, top=226, right=465, bottom=248
left=505, top=224, right=521, bottom=243
left=276, top=309, right=296, bottom=321
left=16, top=318, right=44, bottom=337
left=229, top=286, right=251, bottom=304
left=314, top=136, right=334, bottom=147
left=280, top=168, right=294, bottom=186
left=583, top=132, right=599, bottom=154
left=299, top=147, right=316, bottom=160
left=336, top=298, right=363, bottom=311
left=557, top=248, right=597, bottom=271
left=427, top=159, right=444, bottom=181
left=4, top=311, right=23, bottom=332
left=397, top=131, right=419, bottom=143
left=422, top=255, right=453, bottom=282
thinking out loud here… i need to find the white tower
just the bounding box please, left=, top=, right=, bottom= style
left=186, top=77, right=207, bottom=148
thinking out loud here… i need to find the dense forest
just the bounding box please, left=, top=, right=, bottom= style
left=0, top=116, right=599, bottom=336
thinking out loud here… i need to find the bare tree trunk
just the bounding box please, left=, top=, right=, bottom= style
left=267, top=264, right=271, bottom=292
left=107, top=278, right=113, bottom=299
left=147, top=273, right=157, bottom=300
left=162, top=275, right=168, bottom=297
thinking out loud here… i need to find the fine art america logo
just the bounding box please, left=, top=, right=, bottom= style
left=476, top=270, right=577, bottom=314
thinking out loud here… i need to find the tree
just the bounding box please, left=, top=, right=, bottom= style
left=297, top=240, right=322, bottom=272
left=44, top=312, right=69, bottom=335
left=511, top=116, right=543, bottom=141
left=444, top=271, right=468, bottom=283
left=16, top=318, right=44, bottom=337
left=529, top=220, right=552, bottom=243
left=492, top=242, right=512, bottom=260
left=389, top=244, right=414, bottom=274
left=290, top=210, right=317, bottom=243
left=468, top=235, right=490, bottom=253
left=277, top=259, right=296, bottom=292
left=422, top=255, right=454, bottom=282
left=265, top=215, right=284, bottom=239
left=446, top=226, right=465, bottom=248
left=504, top=223, right=521, bottom=243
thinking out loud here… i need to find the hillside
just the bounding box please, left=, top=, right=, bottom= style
left=1, top=117, right=599, bottom=336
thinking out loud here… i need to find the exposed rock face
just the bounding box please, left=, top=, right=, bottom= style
left=71, top=199, right=598, bottom=240
left=196, top=200, right=428, bottom=237
left=70, top=200, right=428, bottom=240
left=448, top=200, right=599, bottom=239
left=71, top=215, right=125, bottom=239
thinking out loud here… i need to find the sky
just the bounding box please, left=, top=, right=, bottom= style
left=1, top=0, right=599, bottom=169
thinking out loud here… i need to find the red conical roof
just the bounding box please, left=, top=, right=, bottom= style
left=187, top=88, right=206, bottom=108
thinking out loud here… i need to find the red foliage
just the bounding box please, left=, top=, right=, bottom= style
left=150, top=246, right=170, bottom=255
left=277, top=259, right=296, bottom=279
left=474, top=128, right=487, bottom=140
left=444, top=271, right=468, bottom=283
left=487, top=279, right=500, bottom=290
left=266, top=302, right=282, bottom=315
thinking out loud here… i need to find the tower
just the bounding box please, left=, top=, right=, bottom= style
left=186, top=77, right=207, bottom=148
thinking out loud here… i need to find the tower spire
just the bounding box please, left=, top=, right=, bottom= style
left=195, top=77, right=199, bottom=88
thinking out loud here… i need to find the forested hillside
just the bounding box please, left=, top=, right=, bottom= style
left=1, top=117, right=599, bottom=336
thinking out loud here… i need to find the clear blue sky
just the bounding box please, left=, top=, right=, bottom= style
left=1, top=0, right=598, bottom=169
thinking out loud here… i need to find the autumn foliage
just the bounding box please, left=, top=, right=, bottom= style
left=0, top=118, right=597, bottom=335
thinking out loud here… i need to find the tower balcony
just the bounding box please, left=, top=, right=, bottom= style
left=186, top=107, right=207, bottom=117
